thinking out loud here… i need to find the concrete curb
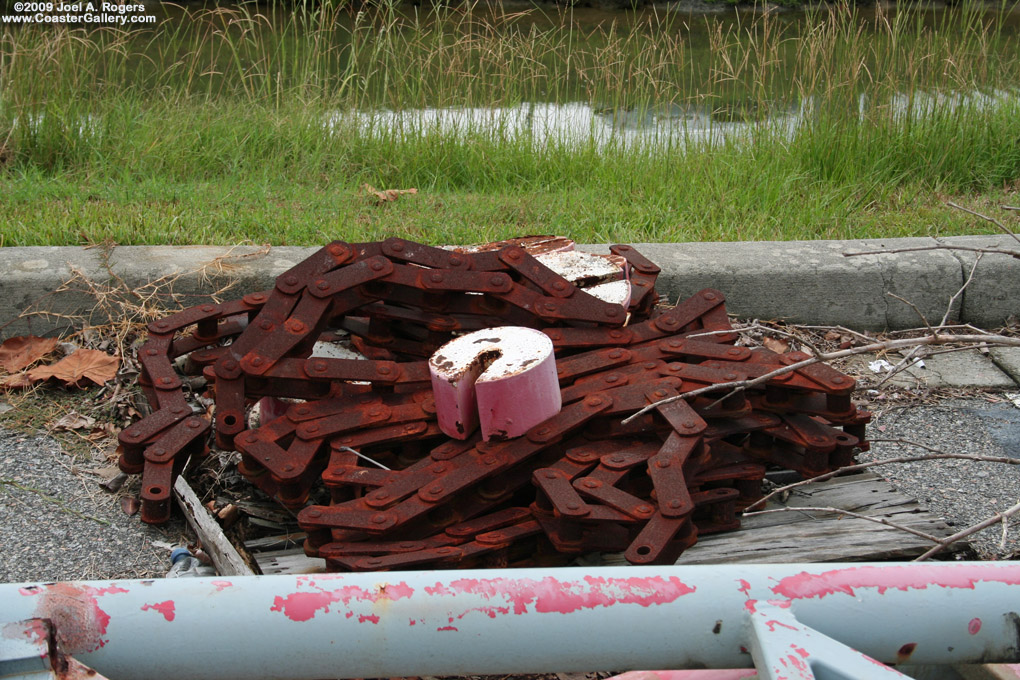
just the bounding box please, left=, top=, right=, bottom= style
left=1, top=235, right=1017, bottom=337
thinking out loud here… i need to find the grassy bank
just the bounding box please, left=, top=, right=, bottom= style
left=2, top=2, right=1019, bottom=246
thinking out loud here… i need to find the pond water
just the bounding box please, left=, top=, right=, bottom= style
left=17, top=1, right=1020, bottom=145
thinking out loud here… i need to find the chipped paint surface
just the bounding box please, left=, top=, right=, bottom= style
left=429, top=326, right=560, bottom=441
left=18, top=583, right=128, bottom=654
left=968, top=618, right=982, bottom=635
left=583, top=279, right=631, bottom=306
left=211, top=581, right=233, bottom=592
left=771, top=564, right=1020, bottom=600
left=141, top=601, right=176, bottom=622
left=270, top=580, right=414, bottom=622
left=535, top=251, right=626, bottom=284
left=424, top=575, right=695, bottom=620
left=764, top=620, right=798, bottom=633
left=429, top=327, right=554, bottom=380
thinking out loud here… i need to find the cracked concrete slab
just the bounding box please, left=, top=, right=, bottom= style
left=922, top=350, right=1018, bottom=388
left=584, top=238, right=963, bottom=330
left=990, top=347, right=1020, bottom=384
left=843, top=350, right=1018, bottom=390
left=935, top=234, right=1020, bottom=329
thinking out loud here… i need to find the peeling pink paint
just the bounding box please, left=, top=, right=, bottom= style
left=426, top=575, right=695, bottom=619
left=141, top=601, right=176, bottom=622
left=737, top=579, right=751, bottom=596
left=409, top=619, right=417, bottom=626
left=2, top=618, right=50, bottom=649
left=968, top=618, right=982, bottom=635
left=359, top=614, right=380, bottom=624
left=606, top=672, right=757, bottom=680
left=785, top=653, right=810, bottom=675
left=270, top=581, right=415, bottom=622
left=772, top=564, right=1020, bottom=600
left=744, top=599, right=791, bottom=615
left=765, top=620, right=798, bottom=633
left=212, top=581, right=233, bottom=592
left=791, top=645, right=809, bottom=659
left=437, top=625, right=459, bottom=632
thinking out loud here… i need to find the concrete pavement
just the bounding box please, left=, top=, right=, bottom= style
left=2, top=235, right=1016, bottom=338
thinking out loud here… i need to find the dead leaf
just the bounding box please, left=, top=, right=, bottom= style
left=763, top=337, right=790, bottom=354
left=824, top=330, right=842, bottom=342
left=0, top=336, right=58, bottom=373
left=121, top=496, right=140, bottom=516
left=27, top=349, right=119, bottom=387
left=85, top=425, right=117, bottom=443
left=51, top=411, right=96, bottom=431
left=100, top=471, right=129, bottom=493
left=362, top=183, right=418, bottom=205
left=0, top=373, right=34, bottom=390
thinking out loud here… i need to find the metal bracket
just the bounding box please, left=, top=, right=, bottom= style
left=747, top=602, right=912, bottom=680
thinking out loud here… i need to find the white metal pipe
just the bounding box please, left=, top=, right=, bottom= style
left=2, top=562, right=1018, bottom=680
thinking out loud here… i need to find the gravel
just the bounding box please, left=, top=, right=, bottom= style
left=862, top=398, right=1020, bottom=559
left=0, top=427, right=184, bottom=583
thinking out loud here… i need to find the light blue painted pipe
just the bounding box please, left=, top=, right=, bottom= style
left=1, top=562, right=1018, bottom=680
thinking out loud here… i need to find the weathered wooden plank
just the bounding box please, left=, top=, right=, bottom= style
left=672, top=516, right=951, bottom=564
left=174, top=475, right=255, bottom=576
left=255, top=549, right=326, bottom=575
left=244, top=532, right=307, bottom=551
left=669, top=472, right=961, bottom=565
left=247, top=473, right=961, bottom=573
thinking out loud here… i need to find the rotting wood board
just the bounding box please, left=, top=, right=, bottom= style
left=174, top=475, right=255, bottom=576
left=669, top=472, right=964, bottom=565
left=247, top=472, right=963, bottom=574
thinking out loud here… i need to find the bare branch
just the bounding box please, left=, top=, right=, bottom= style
left=622, top=333, right=1020, bottom=424
left=946, top=201, right=1020, bottom=247
left=873, top=345, right=925, bottom=389
left=940, top=251, right=983, bottom=327
left=914, top=499, right=1020, bottom=561
left=794, top=325, right=875, bottom=344
left=886, top=292, right=935, bottom=337
left=745, top=443, right=1020, bottom=511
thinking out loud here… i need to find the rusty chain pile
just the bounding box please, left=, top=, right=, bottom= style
left=120, top=236, right=870, bottom=570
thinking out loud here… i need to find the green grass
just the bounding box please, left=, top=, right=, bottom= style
left=2, top=2, right=1019, bottom=246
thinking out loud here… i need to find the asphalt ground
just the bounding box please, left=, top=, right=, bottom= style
left=863, top=398, right=1020, bottom=559
left=0, top=427, right=184, bottom=583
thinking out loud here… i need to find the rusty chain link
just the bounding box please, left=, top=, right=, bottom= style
left=120, top=236, right=870, bottom=570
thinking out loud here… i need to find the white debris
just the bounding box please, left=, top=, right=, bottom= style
left=869, top=359, right=895, bottom=373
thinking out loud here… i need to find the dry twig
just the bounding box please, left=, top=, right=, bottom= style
left=741, top=505, right=946, bottom=544
left=946, top=201, right=1020, bottom=247
left=914, top=499, right=1020, bottom=561
left=746, top=440, right=1020, bottom=512
left=623, top=333, right=1020, bottom=424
